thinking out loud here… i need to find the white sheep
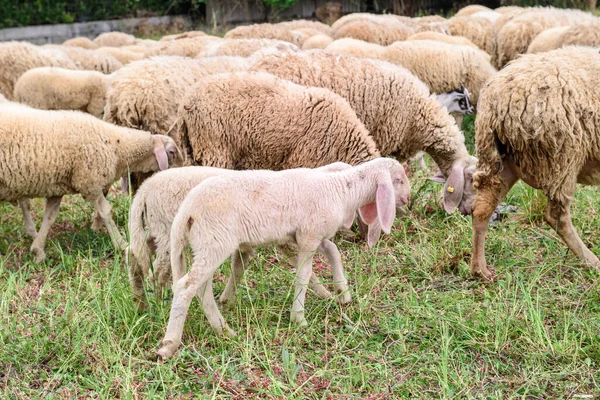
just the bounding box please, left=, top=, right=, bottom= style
left=128, top=164, right=355, bottom=309
left=156, top=158, right=411, bottom=358
left=0, top=102, right=182, bottom=262
left=43, top=44, right=123, bottom=73
left=14, top=67, right=109, bottom=118
left=93, top=31, right=137, bottom=47
left=96, top=46, right=144, bottom=64
left=301, top=34, right=334, bottom=50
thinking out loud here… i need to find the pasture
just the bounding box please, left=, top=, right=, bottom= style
left=1, top=118, right=599, bottom=398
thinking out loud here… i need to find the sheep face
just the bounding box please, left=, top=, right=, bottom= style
left=431, top=158, right=477, bottom=215
left=135, top=135, right=183, bottom=173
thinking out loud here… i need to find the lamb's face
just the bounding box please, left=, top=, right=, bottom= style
left=390, top=163, right=410, bottom=208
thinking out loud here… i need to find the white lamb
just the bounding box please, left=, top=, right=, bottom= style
left=157, top=158, right=411, bottom=358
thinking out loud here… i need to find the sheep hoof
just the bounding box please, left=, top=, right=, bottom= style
left=218, top=292, right=235, bottom=306
left=31, top=247, right=46, bottom=263
left=473, top=266, right=496, bottom=283
left=224, top=326, right=237, bottom=338
left=337, top=290, right=352, bottom=305
left=157, top=340, right=179, bottom=359
left=91, top=219, right=104, bottom=232
left=291, top=311, right=308, bottom=327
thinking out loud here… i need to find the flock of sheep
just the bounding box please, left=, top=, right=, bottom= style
left=1, top=4, right=600, bottom=359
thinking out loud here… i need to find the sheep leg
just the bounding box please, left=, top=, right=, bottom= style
left=287, top=252, right=333, bottom=299
left=198, top=278, right=236, bottom=337
left=19, top=199, right=37, bottom=238
left=219, top=249, right=252, bottom=306
left=544, top=198, right=600, bottom=270
left=290, top=249, right=316, bottom=327
left=318, top=239, right=351, bottom=304
left=87, top=193, right=127, bottom=251
left=471, top=171, right=518, bottom=281
left=30, top=196, right=62, bottom=263
left=91, top=210, right=104, bottom=232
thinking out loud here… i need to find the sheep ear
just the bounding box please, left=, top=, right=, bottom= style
left=429, top=170, right=446, bottom=183
left=153, top=139, right=169, bottom=171
left=376, top=175, right=395, bottom=234
left=121, top=176, right=129, bottom=193
left=358, top=202, right=377, bottom=225
left=443, top=163, right=465, bottom=213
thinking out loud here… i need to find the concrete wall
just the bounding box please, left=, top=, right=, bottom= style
left=0, top=15, right=192, bottom=45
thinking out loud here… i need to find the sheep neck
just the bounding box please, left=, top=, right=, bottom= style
left=113, top=130, right=155, bottom=177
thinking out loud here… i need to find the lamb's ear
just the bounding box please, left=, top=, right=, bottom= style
left=152, top=138, right=169, bottom=171
left=429, top=170, right=446, bottom=183
left=376, top=174, right=395, bottom=234
left=442, top=163, right=466, bottom=213
left=358, top=202, right=377, bottom=225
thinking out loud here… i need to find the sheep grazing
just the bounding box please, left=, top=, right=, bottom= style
left=528, top=23, right=600, bottom=54
left=44, top=44, right=123, bottom=73
left=96, top=47, right=144, bottom=65
left=406, top=31, right=481, bottom=49
left=196, top=38, right=294, bottom=57
left=14, top=67, right=109, bottom=118
left=93, top=31, right=137, bottom=47
left=145, top=36, right=222, bottom=57
left=446, top=16, right=494, bottom=53
left=0, top=41, right=77, bottom=100
left=302, top=34, right=334, bottom=50
left=325, top=38, right=384, bottom=59
left=176, top=71, right=380, bottom=168
left=156, top=158, right=411, bottom=358
left=471, top=47, right=600, bottom=282
left=492, top=7, right=597, bottom=68
left=0, top=102, right=182, bottom=262
left=455, top=4, right=493, bottom=17
left=379, top=40, right=496, bottom=104
left=63, top=37, right=98, bottom=49
left=250, top=51, right=477, bottom=214
left=128, top=164, right=355, bottom=309
left=224, top=20, right=331, bottom=45
left=333, top=18, right=414, bottom=45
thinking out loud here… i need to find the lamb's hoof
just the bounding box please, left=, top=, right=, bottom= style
left=290, top=311, right=308, bottom=327
left=218, top=292, right=235, bottom=306
left=336, top=290, right=352, bottom=305
left=31, top=247, right=46, bottom=263
left=311, top=285, right=333, bottom=299
left=157, top=340, right=179, bottom=359
left=472, top=266, right=497, bottom=283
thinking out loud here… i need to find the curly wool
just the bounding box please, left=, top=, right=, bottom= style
left=325, top=38, right=384, bottom=58
left=44, top=44, right=123, bottom=73
left=474, top=47, right=600, bottom=203
left=333, top=19, right=414, bottom=45
left=224, top=21, right=331, bottom=45
left=14, top=67, right=109, bottom=118
left=145, top=36, right=222, bottom=57
left=406, top=31, right=481, bottom=49
left=446, top=16, right=494, bottom=52
left=379, top=40, right=496, bottom=104
left=177, top=72, right=380, bottom=169
left=0, top=41, right=77, bottom=100
left=250, top=51, right=470, bottom=176
left=196, top=38, right=292, bottom=57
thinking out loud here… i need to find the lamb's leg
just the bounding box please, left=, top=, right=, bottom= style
left=290, top=248, right=316, bottom=327
left=219, top=249, right=252, bottom=305
left=19, top=199, right=37, bottom=238
left=545, top=198, right=600, bottom=270
left=471, top=170, right=518, bottom=281
left=318, top=239, right=351, bottom=304
left=87, top=193, right=127, bottom=251
left=30, top=196, right=62, bottom=263
left=128, top=251, right=147, bottom=310
left=199, top=278, right=236, bottom=337
left=287, top=252, right=333, bottom=299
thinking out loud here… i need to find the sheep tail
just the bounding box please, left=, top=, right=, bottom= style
left=127, top=191, right=150, bottom=304
left=169, top=211, right=191, bottom=286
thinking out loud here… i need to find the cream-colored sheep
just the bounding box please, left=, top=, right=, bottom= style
left=96, top=46, right=144, bottom=64
left=333, top=18, right=414, bottom=45
left=0, top=102, right=182, bottom=262
left=325, top=38, right=384, bottom=58
left=528, top=23, right=600, bottom=53
left=455, top=4, right=493, bottom=17
left=63, top=37, right=98, bottom=49
left=472, top=47, right=600, bottom=282
left=195, top=38, right=294, bottom=57
left=302, top=34, right=334, bottom=50
left=160, top=31, right=207, bottom=41
left=44, top=44, right=123, bottom=73
left=470, top=10, right=502, bottom=22
left=289, top=28, right=326, bottom=47
left=156, top=158, right=410, bottom=358
left=144, top=36, right=222, bottom=57
left=128, top=164, right=355, bottom=308
left=0, top=41, right=77, bottom=100
left=331, top=13, right=410, bottom=31
left=526, top=26, right=570, bottom=53
left=446, top=15, right=494, bottom=52
left=177, top=71, right=380, bottom=169
left=93, top=31, right=137, bottom=47
left=379, top=40, right=496, bottom=104
left=225, top=20, right=331, bottom=44
left=14, top=67, right=109, bottom=118
left=250, top=51, right=477, bottom=214
left=406, top=31, right=480, bottom=49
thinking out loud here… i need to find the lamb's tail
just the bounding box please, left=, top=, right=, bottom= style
left=127, top=191, right=150, bottom=306
left=170, top=210, right=192, bottom=287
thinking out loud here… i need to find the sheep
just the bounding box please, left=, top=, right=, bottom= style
left=331, top=13, right=412, bottom=31
left=195, top=38, right=294, bottom=57
left=325, top=38, right=384, bottom=59
left=493, top=7, right=597, bottom=68
left=446, top=16, right=494, bottom=52
left=156, top=158, right=411, bottom=358
left=104, top=55, right=250, bottom=143
left=93, top=31, right=137, bottom=47
left=43, top=44, right=123, bottom=73
left=128, top=163, right=356, bottom=309
left=14, top=67, right=109, bottom=118
left=406, top=31, right=480, bottom=49
left=0, top=41, right=77, bottom=100
left=289, top=28, right=326, bottom=47
left=333, top=19, right=414, bottom=45
left=379, top=40, right=495, bottom=104
left=471, top=47, right=600, bottom=282
left=250, top=50, right=478, bottom=214
left=470, top=10, right=502, bottom=22
left=96, top=46, right=144, bottom=64
left=302, top=34, right=334, bottom=50
left=528, top=23, right=600, bottom=54
left=160, top=31, right=207, bottom=41
left=224, top=21, right=330, bottom=45
left=176, top=71, right=380, bottom=169
left=0, top=102, right=182, bottom=263
left=63, top=37, right=98, bottom=49
left=144, top=36, right=222, bottom=57
left=455, top=4, right=493, bottom=17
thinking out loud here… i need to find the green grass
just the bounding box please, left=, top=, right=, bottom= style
left=2, top=119, right=600, bottom=398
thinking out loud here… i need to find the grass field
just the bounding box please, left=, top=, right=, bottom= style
left=1, top=118, right=599, bottom=398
